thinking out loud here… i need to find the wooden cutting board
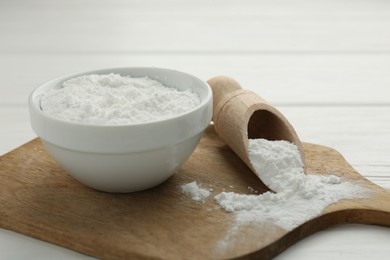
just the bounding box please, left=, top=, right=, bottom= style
left=1, top=125, right=389, bottom=259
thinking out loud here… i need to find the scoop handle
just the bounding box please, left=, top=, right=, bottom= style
left=208, top=76, right=243, bottom=113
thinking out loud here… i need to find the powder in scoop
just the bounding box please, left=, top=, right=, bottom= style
left=214, top=138, right=372, bottom=231
left=248, top=139, right=305, bottom=193
left=40, top=73, right=201, bottom=125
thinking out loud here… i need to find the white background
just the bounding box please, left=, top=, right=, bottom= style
left=1, top=0, right=389, bottom=259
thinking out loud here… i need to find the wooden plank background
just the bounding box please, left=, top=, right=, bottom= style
left=0, top=0, right=389, bottom=259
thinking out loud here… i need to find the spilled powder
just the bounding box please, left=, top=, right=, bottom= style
left=180, top=139, right=372, bottom=234
left=180, top=181, right=211, bottom=202
left=40, top=73, right=201, bottom=125
left=214, top=139, right=372, bottom=231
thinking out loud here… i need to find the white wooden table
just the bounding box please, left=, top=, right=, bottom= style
left=1, top=0, right=389, bottom=259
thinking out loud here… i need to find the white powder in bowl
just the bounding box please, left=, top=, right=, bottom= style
left=40, top=73, right=201, bottom=125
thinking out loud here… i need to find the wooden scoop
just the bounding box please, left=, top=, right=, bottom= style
left=207, top=75, right=305, bottom=175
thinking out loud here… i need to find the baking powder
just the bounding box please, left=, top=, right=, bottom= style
left=180, top=139, right=371, bottom=232
left=214, top=138, right=372, bottom=231
left=180, top=181, right=211, bottom=202
left=40, top=73, right=201, bottom=125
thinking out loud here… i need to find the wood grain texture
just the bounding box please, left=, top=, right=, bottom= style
left=1, top=0, right=390, bottom=53
left=1, top=126, right=389, bottom=260
left=2, top=54, right=390, bottom=105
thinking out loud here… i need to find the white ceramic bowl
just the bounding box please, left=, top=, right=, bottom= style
left=29, top=67, right=212, bottom=193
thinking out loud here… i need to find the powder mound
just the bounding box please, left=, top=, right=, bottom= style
left=40, top=73, right=201, bottom=125
left=248, top=139, right=305, bottom=193
left=181, top=181, right=211, bottom=202
left=214, top=138, right=373, bottom=232
left=215, top=174, right=370, bottom=231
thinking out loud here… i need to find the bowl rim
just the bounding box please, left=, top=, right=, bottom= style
left=28, top=67, right=213, bottom=153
